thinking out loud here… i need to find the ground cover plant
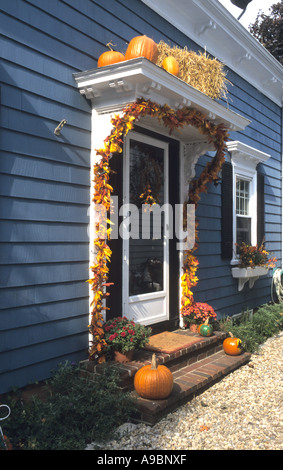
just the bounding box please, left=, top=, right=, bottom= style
left=1, top=362, right=137, bottom=450
left=219, top=303, right=283, bottom=353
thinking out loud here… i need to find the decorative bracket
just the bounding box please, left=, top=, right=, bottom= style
left=141, top=80, right=162, bottom=95
left=234, top=52, right=251, bottom=66
left=183, top=141, right=214, bottom=184
left=195, top=20, right=216, bottom=36
left=80, top=87, right=101, bottom=99
left=108, top=79, right=134, bottom=93
left=261, top=76, right=278, bottom=88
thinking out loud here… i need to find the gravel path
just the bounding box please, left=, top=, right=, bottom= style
left=93, top=332, right=282, bottom=451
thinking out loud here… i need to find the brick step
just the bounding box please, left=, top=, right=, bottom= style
left=85, top=329, right=251, bottom=425
left=131, top=349, right=251, bottom=425
left=111, top=330, right=230, bottom=391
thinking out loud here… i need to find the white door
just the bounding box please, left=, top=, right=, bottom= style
left=122, top=131, right=170, bottom=326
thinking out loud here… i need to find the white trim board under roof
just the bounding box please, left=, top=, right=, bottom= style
left=141, top=0, right=283, bottom=107
left=73, top=57, right=250, bottom=141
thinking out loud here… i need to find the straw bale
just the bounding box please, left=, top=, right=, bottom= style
left=157, top=41, right=230, bottom=100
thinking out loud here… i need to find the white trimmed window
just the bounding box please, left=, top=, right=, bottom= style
left=221, top=141, right=271, bottom=263
left=234, top=170, right=257, bottom=256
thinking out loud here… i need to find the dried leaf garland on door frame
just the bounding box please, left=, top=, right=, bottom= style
left=88, top=97, right=229, bottom=361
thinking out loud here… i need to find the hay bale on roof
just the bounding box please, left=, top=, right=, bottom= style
left=157, top=41, right=230, bottom=101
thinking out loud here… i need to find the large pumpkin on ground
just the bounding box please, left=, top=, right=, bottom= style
left=125, top=35, right=159, bottom=63
left=223, top=332, right=243, bottom=356
left=134, top=353, right=173, bottom=399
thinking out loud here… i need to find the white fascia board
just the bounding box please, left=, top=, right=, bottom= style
left=141, top=0, right=283, bottom=107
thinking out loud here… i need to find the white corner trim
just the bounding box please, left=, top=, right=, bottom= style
left=141, top=0, right=283, bottom=106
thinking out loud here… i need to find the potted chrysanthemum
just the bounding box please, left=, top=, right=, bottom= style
left=181, top=302, right=217, bottom=332
left=103, top=316, right=152, bottom=362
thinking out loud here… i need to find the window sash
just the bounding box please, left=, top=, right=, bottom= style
left=236, top=215, right=251, bottom=248
left=236, top=178, right=250, bottom=216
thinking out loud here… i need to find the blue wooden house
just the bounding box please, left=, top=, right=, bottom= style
left=1, top=0, right=282, bottom=394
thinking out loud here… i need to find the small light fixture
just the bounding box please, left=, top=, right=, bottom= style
left=54, top=119, right=67, bottom=136
left=230, top=0, right=253, bottom=19
left=230, top=0, right=253, bottom=9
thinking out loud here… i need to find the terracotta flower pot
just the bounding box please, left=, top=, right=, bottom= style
left=189, top=323, right=199, bottom=333
left=114, top=349, right=134, bottom=363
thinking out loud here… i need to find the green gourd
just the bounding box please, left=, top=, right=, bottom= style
left=198, top=318, right=213, bottom=337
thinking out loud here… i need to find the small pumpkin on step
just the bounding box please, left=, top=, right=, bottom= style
left=134, top=353, right=173, bottom=399
left=223, top=332, right=243, bottom=356
left=197, top=318, right=214, bottom=337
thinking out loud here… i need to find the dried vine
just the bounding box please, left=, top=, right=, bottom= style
left=87, top=97, right=229, bottom=362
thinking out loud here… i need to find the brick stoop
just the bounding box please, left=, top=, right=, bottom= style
left=132, top=349, right=251, bottom=425
left=86, top=329, right=251, bottom=426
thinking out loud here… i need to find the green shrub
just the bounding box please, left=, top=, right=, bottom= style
left=219, top=303, right=283, bottom=353
left=2, top=362, right=138, bottom=450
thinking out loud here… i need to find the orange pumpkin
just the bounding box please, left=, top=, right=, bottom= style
left=223, top=332, right=243, bottom=356
left=125, top=35, right=159, bottom=63
left=161, top=56, right=179, bottom=76
left=97, top=42, right=125, bottom=67
left=134, top=353, right=173, bottom=399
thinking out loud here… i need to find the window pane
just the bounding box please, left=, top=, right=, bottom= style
left=236, top=179, right=250, bottom=216
left=129, top=140, right=164, bottom=207
left=236, top=216, right=251, bottom=248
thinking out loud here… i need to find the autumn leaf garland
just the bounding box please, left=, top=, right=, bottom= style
left=88, top=97, right=229, bottom=362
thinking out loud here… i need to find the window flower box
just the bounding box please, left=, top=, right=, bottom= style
left=231, top=266, right=269, bottom=291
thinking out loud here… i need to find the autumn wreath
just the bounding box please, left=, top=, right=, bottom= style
left=87, top=97, right=229, bottom=362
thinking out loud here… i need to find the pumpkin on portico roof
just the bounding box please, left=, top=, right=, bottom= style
left=125, top=35, right=159, bottom=64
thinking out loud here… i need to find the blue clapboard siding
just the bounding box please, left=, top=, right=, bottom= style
left=0, top=0, right=98, bottom=393
left=0, top=0, right=281, bottom=394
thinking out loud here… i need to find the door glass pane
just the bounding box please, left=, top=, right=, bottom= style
left=129, top=139, right=165, bottom=296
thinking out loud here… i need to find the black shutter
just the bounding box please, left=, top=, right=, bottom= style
left=221, top=161, right=233, bottom=259
left=257, top=172, right=265, bottom=246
